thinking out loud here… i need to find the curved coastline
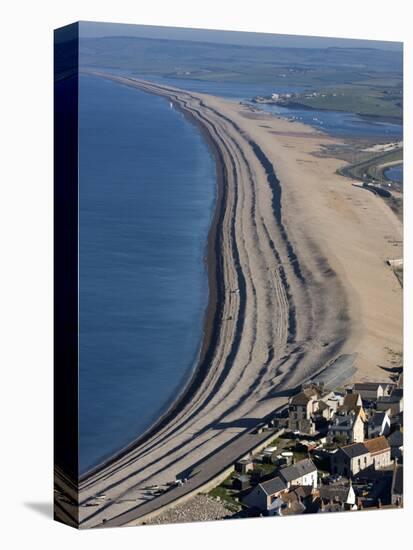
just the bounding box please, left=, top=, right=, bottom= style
left=77, top=72, right=233, bottom=480
left=62, top=72, right=361, bottom=528
left=76, top=71, right=313, bottom=483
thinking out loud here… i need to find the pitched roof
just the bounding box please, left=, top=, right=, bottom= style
left=332, top=407, right=365, bottom=430
left=387, top=429, right=403, bottom=447
left=290, top=391, right=312, bottom=406
left=259, top=476, right=286, bottom=496
left=369, top=411, right=388, bottom=427
left=290, top=385, right=321, bottom=406
left=279, top=459, right=317, bottom=483
left=378, top=395, right=402, bottom=404
left=363, top=436, right=390, bottom=455
left=340, top=442, right=369, bottom=459
left=319, top=484, right=351, bottom=503
left=353, top=383, right=384, bottom=391
left=280, top=490, right=306, bottom=515
left=294, top=485, right=314, bottom=499
left=338, top=393, right=362, bottom=412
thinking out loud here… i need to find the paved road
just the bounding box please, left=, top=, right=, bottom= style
left=96, top=353, right=358, bottom=527
left=99, top=416, right=286, bottom=527
left=81, top=352, right=358, bottom=528
left=71, top=74, right=359, bottom=530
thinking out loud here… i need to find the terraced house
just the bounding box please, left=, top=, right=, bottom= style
left=331, top=442, right=371, bottom=477
left=327, top=406, right=366, bottom=444
left=287, top=386, right=320, bottom=434
left=363, top=436, right=391, bottom=469
left=330, top=436, right=391, bottom=477
left=279, top=458, right=318, bottom=489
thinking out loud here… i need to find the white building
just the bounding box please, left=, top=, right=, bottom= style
left=279, top=458, right=318, bottom=489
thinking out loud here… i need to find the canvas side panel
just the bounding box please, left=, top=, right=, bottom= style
left=54, top=22, right=80, bottom=528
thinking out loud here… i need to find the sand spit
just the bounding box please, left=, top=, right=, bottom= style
left=57, top=73, right=402, bottom=528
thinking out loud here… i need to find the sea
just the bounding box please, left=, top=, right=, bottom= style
left=78, top=70, right=402, bottom=474
left=79, top=74, right=216, bottom=473
left=384, top=164, right=403, bottom=184
left=99, top=69, right=403, bottom=140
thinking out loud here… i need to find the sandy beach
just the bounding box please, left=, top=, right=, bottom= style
left=57, top=73, right=402, bottom=528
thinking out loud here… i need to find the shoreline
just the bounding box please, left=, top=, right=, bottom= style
left=59, top=72, right=402, bottom=528
left=253, top=99, right=403, bottom=126
left=76, top=71, right=318, bottom=481
left=77, top=72, right=230, bottom=480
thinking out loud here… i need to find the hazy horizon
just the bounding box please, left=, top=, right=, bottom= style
left=78, top=21, right=402, bottom=51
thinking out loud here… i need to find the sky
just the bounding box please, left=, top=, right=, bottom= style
left=78, top=21, right=403, bottom=51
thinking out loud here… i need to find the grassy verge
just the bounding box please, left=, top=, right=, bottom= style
left=208, top=474, right=242, bottom=511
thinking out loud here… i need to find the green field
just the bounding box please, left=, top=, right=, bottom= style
left=285, top=84, right=402, bottom=119
left=80, top=36, right=402, bottom=77
left=80, top=36, right=403, bottom=120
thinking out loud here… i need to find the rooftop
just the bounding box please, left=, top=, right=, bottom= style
left=319, top=484, right=352, bottom=503
left=338, top=393, right=362, bottom=412
left=340, top=442, right=369, bottom=459
left=294, top=485, right=313, bottom=499
left=332, top=406, right=364, bottom=429
left=363, top=436, right=390, bottom=455
left=279, top=490, right=307, bottom=515
left=353, top=382, right=384, bottom=391
left=387, top=429, right=403, bottom=447
left=279, top=458, right=317, bottom=483
left=259, top=476, right=286, bottom=496
left=378, top=395, right=403, bottom=404
left=290, top=391, right=313, bottom=406
left=237, top=458, right=253, bottom=465
left=369, top=411, right=388, bottom=426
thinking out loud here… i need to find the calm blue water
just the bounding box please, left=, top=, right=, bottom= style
left=254, top=102, right=403, bottom=139
left=85, top=68, right=402, bottom=140
left=83, top=67, right=306, bottom=100
left=384, top=164, right=403, bottom=184
left=79, top=74, right=216, bottom=473
left=139, top=75, right=305, bottom=101
left=105, top=70, right=402, bottom=139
